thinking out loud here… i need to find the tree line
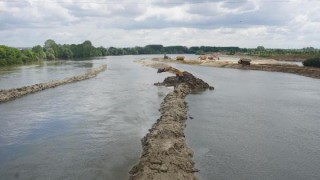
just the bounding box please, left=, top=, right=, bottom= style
left=0, top=40, right=108, bottom=66
left=0, top=40, right=242, bottom=67
left=1, top=39, right=320, bottom=67
left=0, top=45, right=39, bottom=66
left=243, top=46, right=320, bottom=58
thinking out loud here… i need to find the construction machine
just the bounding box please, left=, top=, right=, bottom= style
left=157, top=67, right=184, bottom=80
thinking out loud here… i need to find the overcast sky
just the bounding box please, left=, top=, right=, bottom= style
left=0, top=0, right=319, bottom=48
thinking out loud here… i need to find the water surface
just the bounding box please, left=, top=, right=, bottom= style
left=0, top=55, right=319, bottom=180
left=0, top=55, right=170, bottom=180
left=171, top=64, right=320, bottom=180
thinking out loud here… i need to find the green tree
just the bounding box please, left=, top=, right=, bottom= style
left=21, top=49, right=36, bottom=63
left=0, top=45, right=37, bottom=66
left=46, top=48, right=55, bottom=60
left=302, top=47, right=316, bottom=53
left=303, top=57, right=320, bottom=68
left=256, top=46, right=265, bottom=51
left=60, top=46, right=73, bottom=59
left=32, top=45, right=46, bottom=59
left=81, top=40, right=94, bottom=57
left=44, top=39, right=58, bottom=56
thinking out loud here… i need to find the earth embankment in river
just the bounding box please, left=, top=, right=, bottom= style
left=0, top=64, right=107, bottom=103
left=129, top=62, right=213, bottom=180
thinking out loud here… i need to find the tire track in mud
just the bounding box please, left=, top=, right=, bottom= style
left=0, top=64, right=107, bottom=103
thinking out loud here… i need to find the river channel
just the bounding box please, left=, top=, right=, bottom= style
left=0, top=55, right=170, bottom=180
left=175, top=64, right=320, bottom=180
left=0, top=55, right=319, bottom=180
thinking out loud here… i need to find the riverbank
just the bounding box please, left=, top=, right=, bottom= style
left=145, top=58, right=320, bottom=79
left=129, top=63, right=213, bottom=180
left=246, top=53, right=312, bottom=62
left=0, top=64, right=107, bottom=103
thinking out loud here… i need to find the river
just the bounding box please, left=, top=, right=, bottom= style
left=0, top=55, right=170, bottom=180
left=0, top=55, right=319, bottom=180
left=174, top=64, right=320, bottom=180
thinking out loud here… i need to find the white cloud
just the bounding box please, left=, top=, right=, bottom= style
left=0, top=0, right=319, bottom=48
left=135, top=4, right=203, bottom=22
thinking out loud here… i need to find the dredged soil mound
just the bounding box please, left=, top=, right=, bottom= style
left=155, top=71, right=214, bottom=90
left=129, top=66, right=213, bottom=180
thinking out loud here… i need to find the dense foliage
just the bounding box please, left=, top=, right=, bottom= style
left=303, top=57, right=320, bottom=68
left=244, top=46, right=320, bottom=60
left=45, top=42, right=319, bottom=58
left=95, top=45, right=320, bottom=58
left=0, top=45, right=40, bottom=66
left=102, top=45, right=240, bottom=55
left=0, top=40, right=107, bottom=66
left=43, top=39, right=107, bottom=59
left=1, top=40, right=320, bottom=67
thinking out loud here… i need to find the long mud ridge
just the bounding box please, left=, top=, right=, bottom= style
left=129, top=64, right=213, bottom=180
left=149, top=58, right=320, bottom=79
left=0, top=64, right=107, bottom=103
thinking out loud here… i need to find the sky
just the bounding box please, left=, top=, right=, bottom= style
left=0, top=0, right=319, bottom=48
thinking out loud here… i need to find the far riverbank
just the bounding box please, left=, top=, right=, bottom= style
left=144, top=57, right=320, bottom=79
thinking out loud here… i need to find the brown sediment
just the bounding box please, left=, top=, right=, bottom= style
left=202, top=62, right=320, bottom=79
left=129, top=63, right=213, bottom=180
left=0, top=64, right=107, bottom=103
left=144, top=58, right=320, bottom=79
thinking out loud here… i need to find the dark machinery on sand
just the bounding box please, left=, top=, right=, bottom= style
left=238, top=58, right=252, bottom=65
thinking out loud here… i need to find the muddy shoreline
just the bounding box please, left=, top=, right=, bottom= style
left=147, top=58, right=320, bottom=79
left=202, top=62, right=320, bottom=79
left=0, top=64, right=107, bottom=103
left=129, top=63, right=213, bottom=180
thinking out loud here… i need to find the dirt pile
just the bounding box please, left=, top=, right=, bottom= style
left=237, top=64, right=320, bottom=79
left=155, top=71, right=214, bottom=91
left=129, top=66, right=213, bottom=180
left=0, top=64, right=107, bottom=103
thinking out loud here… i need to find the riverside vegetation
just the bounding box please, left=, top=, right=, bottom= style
left=303, top=57, right=320, bottom=68
left=1, top=40, right=320, bottom=68
left=0, top=40, right=108, bottom=66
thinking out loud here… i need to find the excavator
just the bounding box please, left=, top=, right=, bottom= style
left=157, top=67, right=184, bottom=80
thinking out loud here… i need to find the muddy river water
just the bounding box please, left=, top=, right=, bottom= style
left=0, top=55, right=319, bottom=180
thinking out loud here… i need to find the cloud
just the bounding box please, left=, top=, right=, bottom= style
left=0, top=0, right=77, bottom=29
left=0, top=0, right=319, bottom=48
